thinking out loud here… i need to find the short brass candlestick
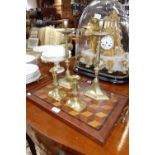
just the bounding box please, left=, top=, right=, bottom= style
left=84, top=20, right=109, bottom=100
left=58, top=19, right=73, bottom=89
left=66, top=75, right=86, bottom=112
left=48, top=66, right=66, bottom=101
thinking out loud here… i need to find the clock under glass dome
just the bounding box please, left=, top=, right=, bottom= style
left=74, top=0, right=129, bottom=83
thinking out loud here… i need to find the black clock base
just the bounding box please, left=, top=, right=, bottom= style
left=73, top=66, right=129, bottom=84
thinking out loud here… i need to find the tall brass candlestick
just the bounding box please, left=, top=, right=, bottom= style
left=58, top=19, right=73, bottom=89
left=84, top=20, right=109, bottom=100
left=48, top=66, right=66, bottom=101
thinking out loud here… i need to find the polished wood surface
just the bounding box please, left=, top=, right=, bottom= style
left=26, top=57, right=129, bottom=155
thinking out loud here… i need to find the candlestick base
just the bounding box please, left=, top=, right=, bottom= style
left=66, top=97, right=86, bottom=112
left=66, top=74, right=87, bottom=112
left=84, top=79, right=109, bottom=100
left=48, top=88, right=66, bottom=101
left=58, top=77, right=72, bottom=89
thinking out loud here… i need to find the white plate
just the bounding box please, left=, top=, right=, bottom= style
left=33, top=45, right=66, bottom=54
left=41, top=45, right=65, bottom=63
left=40, top=56, right=51, bottom=63
left=26, top=64, right=39, bottom=76
left=41, top=55, right=65, bottom=63
left=42, top=45, right=65, bottom=57
left=26, top=72, right=41, bottom=84
left=33, top=45, right=54, bottom=53
left=26, top=54, right=36, bottom=64
left=26, top=70, right=40, bottom=80
left=26, top=64, right=41, bottom=84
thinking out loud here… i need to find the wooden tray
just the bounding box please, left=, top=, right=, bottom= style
left=26, top=77, right=128, bottom=144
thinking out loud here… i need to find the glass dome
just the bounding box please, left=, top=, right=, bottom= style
left=74, top=0, right=129, bottom=83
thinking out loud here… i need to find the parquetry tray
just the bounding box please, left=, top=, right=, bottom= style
left=26, top=77, right=128, bottom=144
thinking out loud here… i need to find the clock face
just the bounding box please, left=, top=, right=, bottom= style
left=101, top=35, right=114, bottom=50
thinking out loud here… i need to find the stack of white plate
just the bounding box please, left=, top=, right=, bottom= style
left=41, top=45, right=65, bottom=63
left=33, top=45, right=52, bottom=53
left=26, top=64, right=41, bottom=84
left=26, top=54, right=36, bottom=64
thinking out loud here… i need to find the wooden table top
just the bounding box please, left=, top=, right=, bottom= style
left=26, top=57, right=129, bottom=155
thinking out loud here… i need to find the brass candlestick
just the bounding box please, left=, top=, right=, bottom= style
left=58, top=19, right=73, bottom=89
left=84, top=20, right=109, bottom=100
left=48, top=66, right=66, bottom=101
left=66, top=75, right=86, bottom=112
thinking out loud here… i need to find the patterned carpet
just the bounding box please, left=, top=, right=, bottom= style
left=26, top=141, right=32, bottom=155
left=26, top=141, right=44, bottom=155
